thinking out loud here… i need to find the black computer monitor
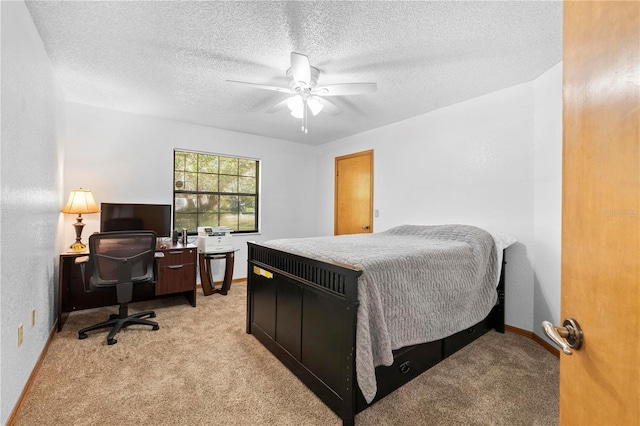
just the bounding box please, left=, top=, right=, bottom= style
left=100, top=203, right=171, bottom=238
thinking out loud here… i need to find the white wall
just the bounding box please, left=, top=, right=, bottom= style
left=314, top=66, right=562, bottom=332
left=63, top=103, right=318, bottom=280
left=0, top=2, right=65, bottom=424
left=533, top=62, right=563, bottom=343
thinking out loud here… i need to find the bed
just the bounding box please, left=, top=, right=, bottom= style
left=246, top=224, right=511, bottom=425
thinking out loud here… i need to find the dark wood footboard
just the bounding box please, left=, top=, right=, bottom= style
left=246, top=242, right=506, bottom=425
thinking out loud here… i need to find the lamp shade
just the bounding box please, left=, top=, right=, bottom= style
left=61, top=189, right=100, bottom=214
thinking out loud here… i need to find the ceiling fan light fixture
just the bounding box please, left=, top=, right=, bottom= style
left=287, top=96, right=304, bottom=118
left=307, top=97, right=324, bottom=116
left=287, top=95, right=324, bottom=118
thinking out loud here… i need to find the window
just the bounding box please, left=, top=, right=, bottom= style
left=173, top=150, right=259, bottom=234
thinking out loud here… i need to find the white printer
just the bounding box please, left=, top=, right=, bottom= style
left=197, top=226, right=233, bottom=253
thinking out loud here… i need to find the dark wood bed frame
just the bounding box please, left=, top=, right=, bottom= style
left=246, top=241, right=506, bottom=425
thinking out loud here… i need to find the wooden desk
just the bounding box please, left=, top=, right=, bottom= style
left=199, top=249, right=238, bottom=296
left=57, top=242, right=197, bottom=331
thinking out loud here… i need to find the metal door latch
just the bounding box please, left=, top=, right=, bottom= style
left=542, top=318, right=583, bottom=355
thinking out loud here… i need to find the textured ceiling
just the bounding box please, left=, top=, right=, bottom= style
left=25, top=1, right=562, bottom=145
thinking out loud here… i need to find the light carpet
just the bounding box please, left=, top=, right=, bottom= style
left=14, top=281, right=558, bottom=425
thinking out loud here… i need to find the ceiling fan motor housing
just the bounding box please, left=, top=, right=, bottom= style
left=286, top=66, right=320, bottom=91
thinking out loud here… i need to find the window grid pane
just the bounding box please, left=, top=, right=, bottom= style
left=238, top=159, right=256, bottom=177
left=219, top=175, right=238, bottom=193
left=197, top=174, right=218, bottom=192
left=198, top=154, right=218, bottom=173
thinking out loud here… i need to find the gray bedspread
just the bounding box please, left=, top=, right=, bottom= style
left=264, top=224, right=499, bottom=403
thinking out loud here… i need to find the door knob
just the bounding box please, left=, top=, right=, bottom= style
left=362, top=225, right=370, bottom=229
left=542, top=318, right=583, bottom=355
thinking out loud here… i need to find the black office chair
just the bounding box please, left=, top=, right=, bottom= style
left=76, top=231, right=161, bottom=345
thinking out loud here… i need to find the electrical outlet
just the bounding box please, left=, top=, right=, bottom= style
left=18, top=324, right=23, bottom=347
left=31, top=309, right=36, bottom=328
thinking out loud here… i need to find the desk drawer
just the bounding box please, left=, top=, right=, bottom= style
left=157, top=264, right=195, bottom=294
left=158, top=249, right=194, bottom=266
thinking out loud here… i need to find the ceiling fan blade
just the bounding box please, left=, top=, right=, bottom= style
left=226, top=80, right=293, bottom=93
left=312, top=82, right=377, bottom=97
left=290, top=52, right=311, bottom=85
left=317, top=97, right=342, bottom=116
left=265, top=98, right=290, bottom=113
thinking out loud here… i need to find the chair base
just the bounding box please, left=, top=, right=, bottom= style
left=78, top=310, right=159, bottom=345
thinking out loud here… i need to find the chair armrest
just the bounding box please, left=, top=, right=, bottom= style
left=74, top=256, right=90, bottom=291
left=153, top=252, right=164, bottom=282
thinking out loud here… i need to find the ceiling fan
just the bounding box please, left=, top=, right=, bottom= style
left=227, top=52, right=377, bottom=133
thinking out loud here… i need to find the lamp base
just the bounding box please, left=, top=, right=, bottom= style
left=69, top=215, right=88, bottom=252
left=70, top=242, right=87, bottom=252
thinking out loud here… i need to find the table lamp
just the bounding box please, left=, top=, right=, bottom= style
left=61, top=188, right=100, bottom=252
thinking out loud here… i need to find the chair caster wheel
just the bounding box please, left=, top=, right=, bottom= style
left=153, top=325, right=159, bottom=331
left=149, top=312, right=156, bottom=318
left=107, top=338, right=117, bottom=345
left=79, top=333, right=88, bottom=340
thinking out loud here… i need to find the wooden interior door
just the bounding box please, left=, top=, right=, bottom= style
left=334, top=150, right=373, bottom=235
left=561, top=2, right=640, bottom=424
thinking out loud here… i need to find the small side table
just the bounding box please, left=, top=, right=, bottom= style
left=199, top=249, right=239, bottom=296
